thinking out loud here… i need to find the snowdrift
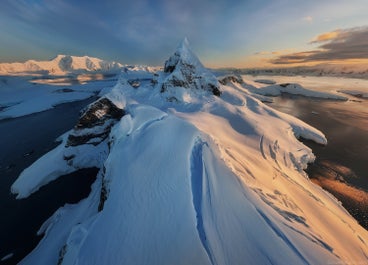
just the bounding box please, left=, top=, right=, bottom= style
left=11, top=40, right=368, bottom=265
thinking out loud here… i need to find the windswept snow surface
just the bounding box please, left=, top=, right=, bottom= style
left=12, top=41, right=368, bottom=265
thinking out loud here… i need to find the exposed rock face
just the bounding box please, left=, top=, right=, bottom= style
left=218, top=75, right=244, bottom=85
left=75, top=98, right=124, bottom=129
left=66, top=98, right=125, bottom=147
left=85, top=58, right=97, bottom=71
left=161, top=38, right=221, bottom=97
left=279, top=83, right=291, bottom=88
left=58, top=55, right=73, bottom=72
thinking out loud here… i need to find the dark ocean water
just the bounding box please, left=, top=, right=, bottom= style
left=0, top=98, right=98, bottom=264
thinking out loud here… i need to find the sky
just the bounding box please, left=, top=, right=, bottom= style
left=0, top=0, right=367, bottom=68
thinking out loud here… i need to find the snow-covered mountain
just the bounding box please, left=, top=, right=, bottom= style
left=11, top=40, right=368, bottom=265
left=0, top=55, right=123, bottom=75
left=161, top=37, right=221, bottom=98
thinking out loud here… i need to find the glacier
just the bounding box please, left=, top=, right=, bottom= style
left=11, top=40, right=368, bottom=265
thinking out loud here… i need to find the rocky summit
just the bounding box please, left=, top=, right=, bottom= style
left=160, top=38, right=221, bottom=97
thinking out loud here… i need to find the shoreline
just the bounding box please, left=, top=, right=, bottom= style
left=266, top=94, right=368, bottom=230
left=0, top=97, right=99, bottom=264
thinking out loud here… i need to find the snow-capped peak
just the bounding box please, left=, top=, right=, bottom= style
left=164, top=38, right=204, bottom=73
left=179, top=36, right=190, bottom=49
left=0, top=55, right=123, bottom=75
left=161, top=38, right=221, bottom=100
left=52, top=54, right=67, bottom=60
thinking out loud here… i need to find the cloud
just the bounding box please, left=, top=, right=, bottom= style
left=271, top=26, right=368, bottom=64
left=310, top=30, right=341, bottom=43
left=254, top=51, right=271, bottom=55
left=303, top=16, right=313, bottom=23
left=254, top=49, right=294, bottom=56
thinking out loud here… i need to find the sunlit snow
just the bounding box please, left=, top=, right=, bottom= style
left=11, top=40, right=368, bottom=265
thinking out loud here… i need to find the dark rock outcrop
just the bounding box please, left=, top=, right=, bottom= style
left=218, top=75, right=244, bottom=85
left=66, top=98, right=124, bottom=147
left=58, top=55, right=73, bottom=72
left=75, top=98, right=124, bottom=129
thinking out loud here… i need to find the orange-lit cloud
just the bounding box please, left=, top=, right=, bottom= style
left=271, top=26, right=368, bottom=65
left=310, top=30, right=341, bottom=43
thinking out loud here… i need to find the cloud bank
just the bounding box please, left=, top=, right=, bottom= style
left=271, top=26, right=368, bottom=64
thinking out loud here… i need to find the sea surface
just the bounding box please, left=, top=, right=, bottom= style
left=0, top=89, right=99, bottom=264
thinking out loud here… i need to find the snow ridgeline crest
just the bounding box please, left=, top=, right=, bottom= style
left=160, top=38, right=221, bottom=98
left=10, top=39, right=368, bottom=265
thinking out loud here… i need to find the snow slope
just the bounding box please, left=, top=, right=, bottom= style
left=11, top=40, right=368, bottom=265
left=0, top=55, right=122, bottom=75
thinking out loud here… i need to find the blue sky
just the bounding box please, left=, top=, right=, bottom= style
left=0, top=0, right=367, bottom=67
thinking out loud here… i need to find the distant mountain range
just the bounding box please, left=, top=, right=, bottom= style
left=0, top=55, right=123, bottom=75
left=236, top=63, right=368, bottom=79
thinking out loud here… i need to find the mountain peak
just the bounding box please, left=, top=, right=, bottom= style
left=161, top=39, right=221, bottom=98
left=164, top=38, right=200, bottom=73
left=55, top=54, right=65, bottom=58
left=178, top=37, right=190, bottom=50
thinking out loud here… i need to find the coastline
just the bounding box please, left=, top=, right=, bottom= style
left=0, top=97, right=99, bottom=264
left=266, top=94, right=368, bottom=229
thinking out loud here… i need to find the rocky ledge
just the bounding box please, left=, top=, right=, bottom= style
left=66, top=98, right=124, bottom=147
